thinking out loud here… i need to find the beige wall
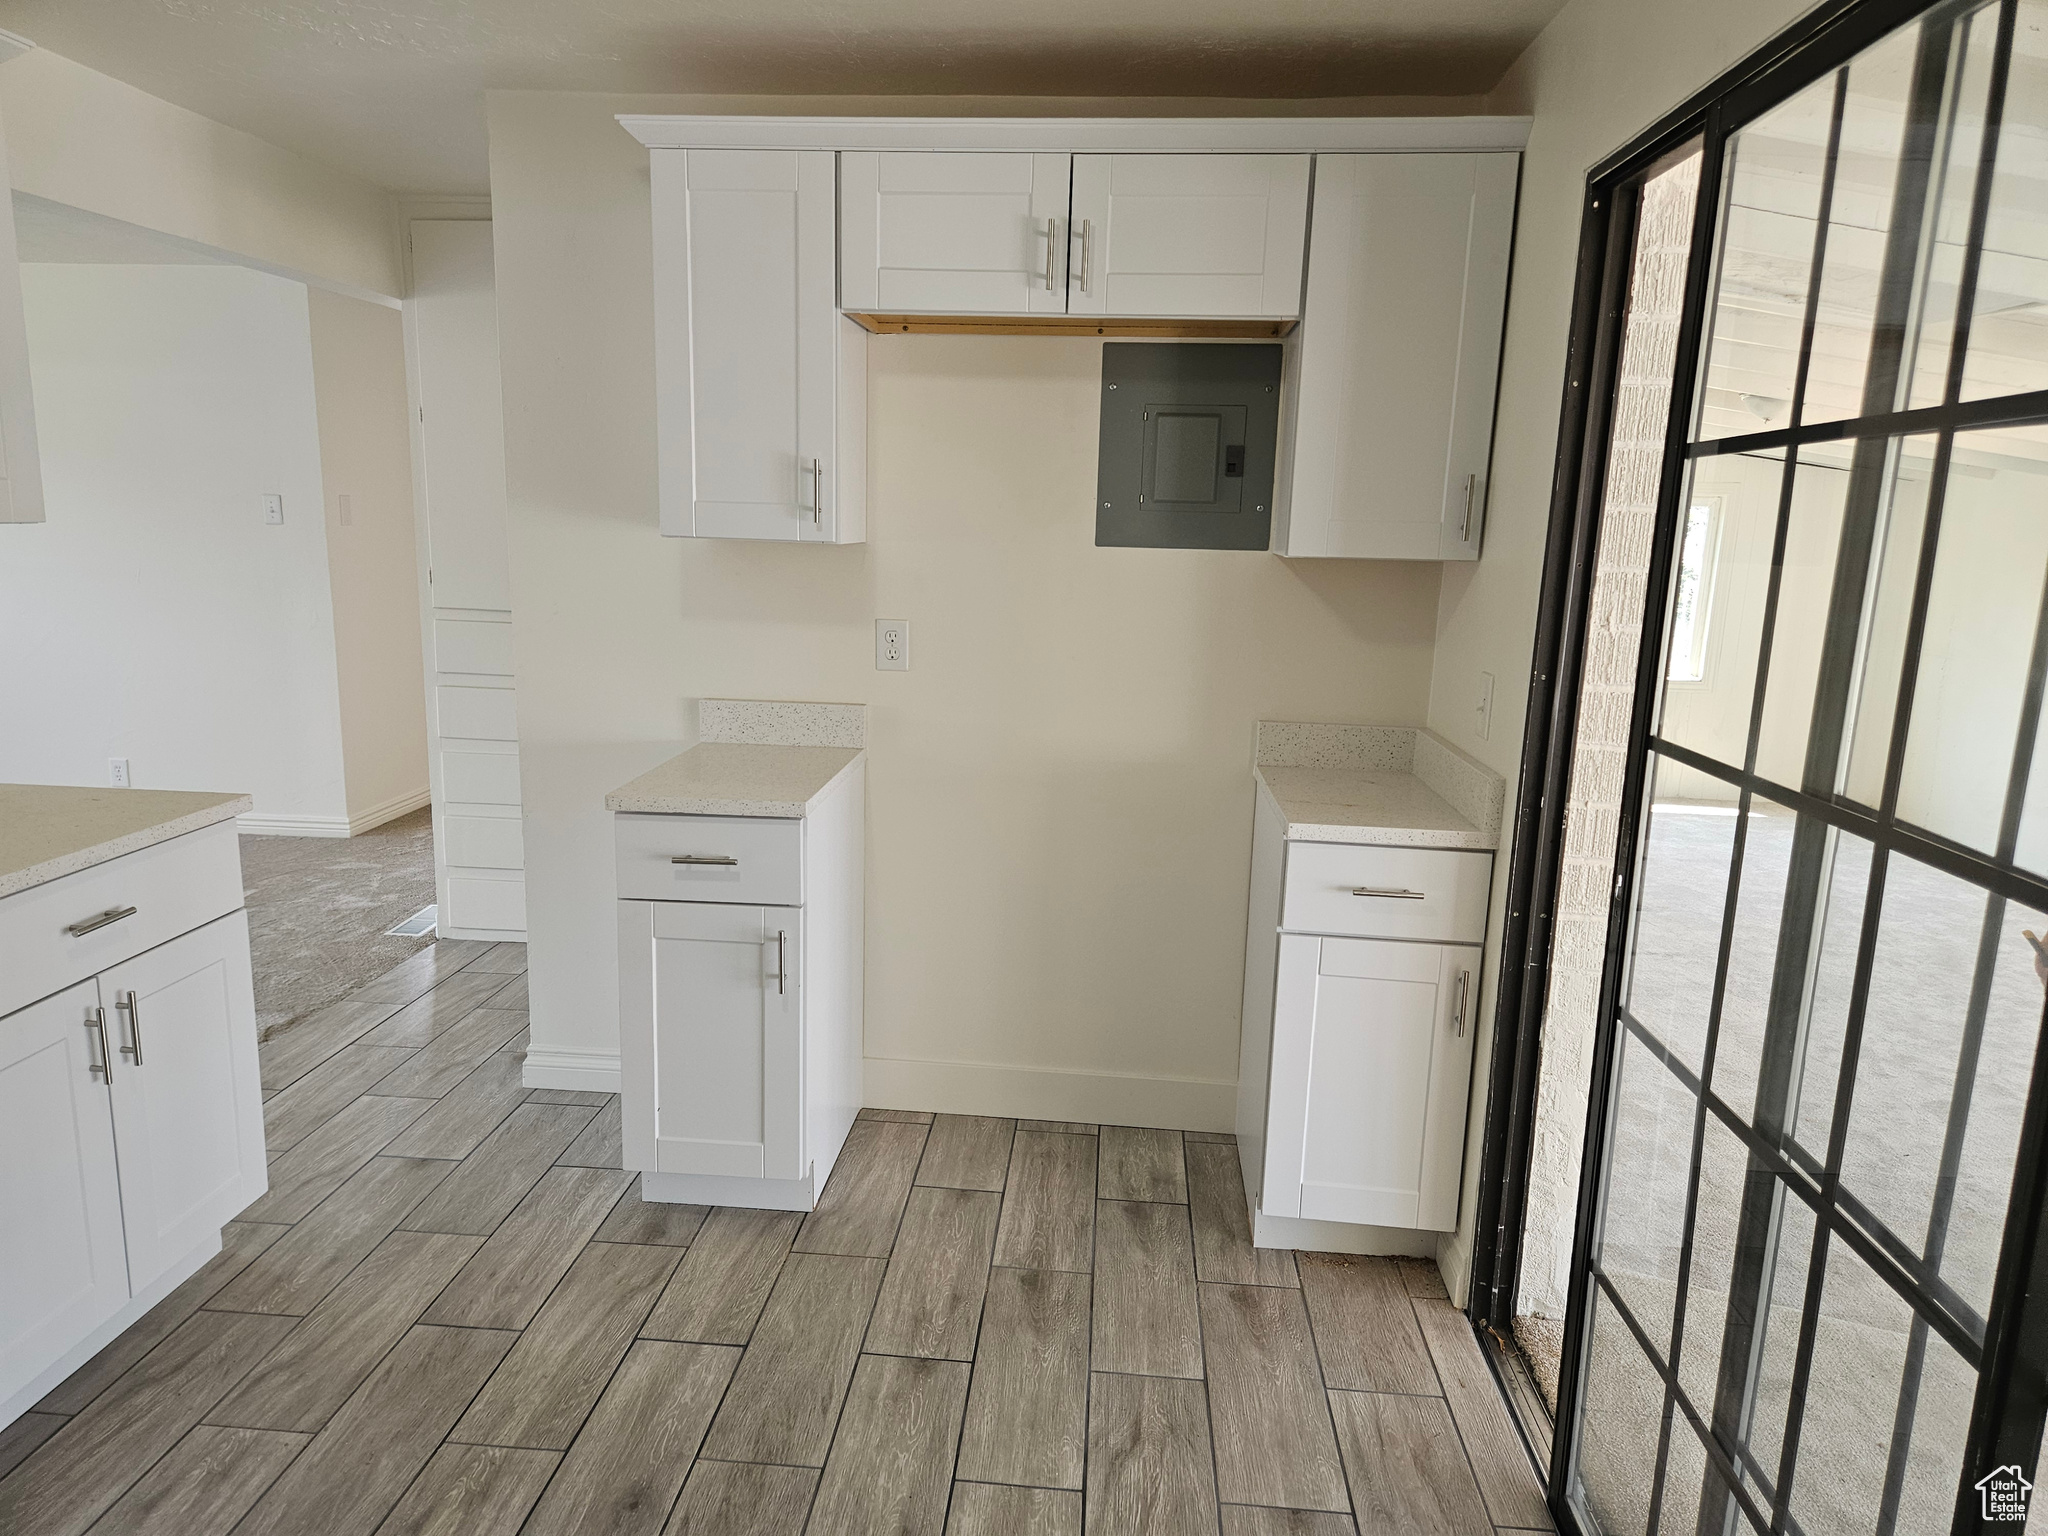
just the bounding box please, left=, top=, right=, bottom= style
left=486, top=90, right=1442, bottom=1124
left=0, top=49, right=400, bottom=299
left=1429, top=0, right=1822, bottom=1300
left=308, top=287, right=430, bottom=829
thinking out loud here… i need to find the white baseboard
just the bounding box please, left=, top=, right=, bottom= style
left=347, top=786, right=431, bottom=835
left=863, top=1054, right=1235, bottom=1132
left=523, top=1047, right=621, bottom=1094
left=238, top=812, right=351, bottom=838
left=641, top=1168, right=818, bottom=1212
left=236, top=786, right=431, bottom=840
left=1249, top=1205, right=1439, bottom=1258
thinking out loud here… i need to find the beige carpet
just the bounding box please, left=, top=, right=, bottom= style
left=238, top=807, right=436, bottom=1039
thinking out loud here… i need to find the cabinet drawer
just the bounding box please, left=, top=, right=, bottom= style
left=616, top=813, right=802, bottom=906
left=0, top=822, right=243, bottom=1019
left=1280, top=843, right=1490, bottom=943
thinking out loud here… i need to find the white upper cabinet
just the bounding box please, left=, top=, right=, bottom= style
left=651, top=148, right=867, bottom=542
left=840, top=152, right=1071, bottom=315
left=1067, top=154, right=1311, bottom=320
left=1278, top=152, right=1518, bottom=561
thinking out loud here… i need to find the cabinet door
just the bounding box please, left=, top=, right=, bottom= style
left=100, top=912, right=267, bottom=1291
left=0, top=980, right=128, bottom=1404
left=1264, top=934, right=1478, bottom=1231
left=841, top=152, right=1071, bottom=315
left=623, top=901, right=804, bottom=1182
left=652, top=148, right=866, bottom=542
left=1279, top=153, right=1518, bottom=561
left=1067, top=154, right=1310, bottom=319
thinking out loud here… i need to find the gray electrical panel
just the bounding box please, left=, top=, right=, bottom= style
left=1095, top=343, right=1281, bottom=551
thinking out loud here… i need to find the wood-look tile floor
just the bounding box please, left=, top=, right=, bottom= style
left=0, top=938, right=1555, bottom=1536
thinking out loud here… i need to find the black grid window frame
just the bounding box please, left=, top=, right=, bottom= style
left=1467, top=0, right=2048, bottom=1532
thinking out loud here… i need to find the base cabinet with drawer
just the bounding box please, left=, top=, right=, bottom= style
left=616, top=763, right=864, bottom=1211
left=1237, top=786, right=1490, bottom=1246
left=0, top=822, right=267, bottom=1424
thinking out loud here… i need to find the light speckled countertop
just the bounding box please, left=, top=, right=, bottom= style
left=1254, top=723, right=1504, bottom=851
left=0, top=784, right=252, bottom=899
left=607, top=743, right=863, bottom=818
left=607, top=700, right=867, bottom=818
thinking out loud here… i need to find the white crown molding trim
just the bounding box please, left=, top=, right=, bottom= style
left=618, top=114, right=1533, bottom=155
left=863, top=1054, right=1235, bottom=1132
left=524, top=1047, right=622, bottom=1094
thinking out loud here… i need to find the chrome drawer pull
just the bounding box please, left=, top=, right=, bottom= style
left=115, top=990, right=144, bottom=1065
left=775, top=930, right=787, bottom=995
left=66, top=905, right=137, bottom=937
left=1350, top=886, right=1426, bottom=900
left=671, top=855, right=739, bottom=867
left=1452, top=971, right=1470, bottom=1038
left=85, top=1007, right=111, bottom=1081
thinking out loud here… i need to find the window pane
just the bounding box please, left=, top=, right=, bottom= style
left=1789, top=830, right=1877, bottom=1159
left=1840, top=437, right=1939, bottom=808
left=1575, top=1285, right=1668, bottom=1536
left=1659, top=1411, right=1766, bottom=1534
left=1962, top=0, right=2048, bottom=404
left=1904, top=1, right=2004, bottom=410
left=1752, top=449, right=1854, bottom=789
left=1838, top=852, right=2048, bottom=1314
left=1676, top=1110, right=1759, bottom=1416
left=1800, top=23, right=1927, bottom=426
left=1737, top=1195, right=1821, bottom=1501
left=1598, top=1024, right=1699, bottom=1355
left=1787, top=1245, right=1970, bottom=1534
left=1626, top=757, right=1741, bottom=1074
left=1899, top=439, right=2048, bottom=866
left=1657, top=449, right=1785, bottom=771
left=1696, top=76, right=1838, bottom=442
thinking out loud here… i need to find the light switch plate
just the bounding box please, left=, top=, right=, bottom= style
left=1476, top=671, right=1495, bottom=741
left=262, top=494, right=285, bottom=525
left=876, top=620, right=910, bottom=671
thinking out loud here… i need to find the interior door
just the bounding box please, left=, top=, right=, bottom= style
left=101, top=911, right=266, bottom=1291
left=653, top=148, right=836, bottom=541
left=840, top=152, right=1071, bottom=315
left=1265, top=933, right=1477, bottom=1229
left=0, top=979, right=127, bottom=1403
left=1067, top=154, right=1310, bottom=318
left=647, top=901, right=803, bottom=1181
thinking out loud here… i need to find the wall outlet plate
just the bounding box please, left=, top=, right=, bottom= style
left=876, top=620, right=910, bottom=671
left=262, top=493, right=285, bottom=525
left=109, top=758, right=130, bottom=788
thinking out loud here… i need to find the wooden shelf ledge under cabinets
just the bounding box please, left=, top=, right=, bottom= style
left=844, top=312, right=1296, bottom=338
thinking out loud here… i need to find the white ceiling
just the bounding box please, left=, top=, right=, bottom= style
left=0, top=0, right=1559, bottom=193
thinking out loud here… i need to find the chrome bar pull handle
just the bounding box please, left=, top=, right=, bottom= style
left=671, top=854, right=739, bottom=867
left=775, top=930, right=787, bottom=995
left=812, top=457, right=823, bottom=525
left=1079, top=218, right=1094, bottom=293
left=1043, top=217, right=1057, bottom=291
left=1460, top=473, right=1477, bottom=543
left=116, top=990, right=143, bottom=1065
left=1452, top=971, right=1470, bottom=1037
left=85, top=1007, right=110, bottom=1081
left=1350, top=886, right=1426, bottom=901
left=67, top=905, right=137, bottom=938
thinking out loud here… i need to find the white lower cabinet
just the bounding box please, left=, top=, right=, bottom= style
left=1264, top=933, right=1477, bottom=1230
left=0, top=980, right=129, bottom=1404
left=1238, top=787, right=1490, bottom=1245
left=617, top=760, right=864, bottom=1212
left=0, top=827, right=267, bottom=1424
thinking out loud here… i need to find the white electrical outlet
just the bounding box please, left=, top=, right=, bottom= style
left=109, top=758, right=130, bottom=788
left=1476, top=671, right=1495, bottom=741
left=876, top=620, right=910, bottom=671
left=263, top=494, right=285, bottom=525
